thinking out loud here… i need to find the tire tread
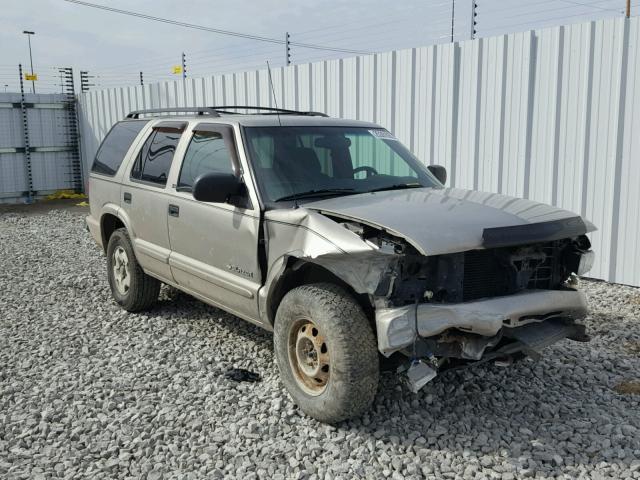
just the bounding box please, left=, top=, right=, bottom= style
left=274, top=282, right=379, bottom=423
left=106, top=228, right=160, bottom=312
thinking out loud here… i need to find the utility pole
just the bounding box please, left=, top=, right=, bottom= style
left=285, top=32, right=291, bottom=66
left=470, top=1, right=478, bottom=39
left=139, top=71, right=144, bottom=86
left=181, top=52, right=186, bottom=79
left=22, top=31, right=36, bottom=93
left=626, top=0, right=631, bottom=17
left=450, top=0, right=455, bottom=42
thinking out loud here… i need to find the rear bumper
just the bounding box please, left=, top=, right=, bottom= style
left=85, top=215, right=102, bottom=249
left=375, top=289, right=587, bottom=356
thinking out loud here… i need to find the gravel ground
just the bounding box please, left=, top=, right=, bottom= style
left=1, top=209, right=639, bottom=480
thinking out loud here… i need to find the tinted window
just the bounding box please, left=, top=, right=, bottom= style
left=131, top=127, right=182, bottom=186
left=178, top=131, right=234, bottom=189
left=130, top=131, right=153, bottom=180
left=91, top=120, right=147, bottom=176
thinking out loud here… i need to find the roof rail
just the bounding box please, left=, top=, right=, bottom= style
left=126, top=107, right=221, bottom=119
left=125, top=105, right=329, bottom=119
left=210, top=106, right=329, bottom=117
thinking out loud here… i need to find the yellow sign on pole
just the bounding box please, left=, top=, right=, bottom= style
left=25, top=73, right=38, bottom=81
left=172, top=66, right=182, bottom=74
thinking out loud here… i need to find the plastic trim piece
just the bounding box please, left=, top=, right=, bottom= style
left=482, top=217, right=587, bottom=248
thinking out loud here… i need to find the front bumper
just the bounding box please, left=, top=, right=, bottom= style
left=375, top=289, right=588, bottom=356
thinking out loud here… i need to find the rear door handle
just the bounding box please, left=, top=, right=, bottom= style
left=123, top=192, right=132, bottom=204
left=168, top=204, right=180, bottom=217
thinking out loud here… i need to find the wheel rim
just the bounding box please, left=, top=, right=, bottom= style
left=112, top=246, right=131, bottom=295
left=288, top=318, right=330, bottom=396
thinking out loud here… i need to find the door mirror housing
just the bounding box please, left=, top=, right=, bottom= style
left=427, top=164, right=447, bottom=185
left=192, top=171, right=243, bottom=203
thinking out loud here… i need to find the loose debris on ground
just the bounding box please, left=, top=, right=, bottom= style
left=224, top=368, right=262, bottom=383
left=1, top=210, right=639, bottom=479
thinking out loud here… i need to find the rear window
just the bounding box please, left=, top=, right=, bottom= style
left=130, top=124, right=184, bottom=186
left=91, top=120, right=148, bottom=176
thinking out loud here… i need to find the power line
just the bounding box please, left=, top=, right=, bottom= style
left=294, top=19, right=454, bottom=49
left=558, top=0, right=624, bottom=13
left=479, top=6, right=624, bottom=35
left=292, top=16, right=454, bottom=47
left=61, top=0, right=370, bottom=55
left=292, top=1, right=454, bottom=39
left=479, top=0, right=617, bottom=15
left=90, top=44, right=282, bottom=75
left=96, top=40, right=282, bottom=72
left=481, top=0, right=621, bottom=25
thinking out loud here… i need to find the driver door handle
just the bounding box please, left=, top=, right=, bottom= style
left=168, top=204, right=180, bottom=217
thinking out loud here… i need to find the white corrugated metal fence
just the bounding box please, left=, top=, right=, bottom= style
left=77, top=17, right=640, bottom=287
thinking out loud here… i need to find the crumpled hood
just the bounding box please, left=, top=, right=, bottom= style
left=305, top=187, right=596, bottom=256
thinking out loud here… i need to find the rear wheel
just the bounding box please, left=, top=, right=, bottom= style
left=274, top=283, right=379, bottom=423
left=106, top=228, right=160, bottom=312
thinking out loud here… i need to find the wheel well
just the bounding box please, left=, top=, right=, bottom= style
left=100, top=213, right=125, bottom=251
left=268, top=260, right=375, bottom=327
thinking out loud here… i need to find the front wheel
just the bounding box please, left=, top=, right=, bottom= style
left=274, top=283, right=379, bottom=423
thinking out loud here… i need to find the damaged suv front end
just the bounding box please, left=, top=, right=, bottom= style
left=374, top=229, right=594, bottom=389
left=300, top=191, right=596, bottom=391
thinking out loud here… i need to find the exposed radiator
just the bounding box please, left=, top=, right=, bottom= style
left=462, top=242, right=559, bottom=301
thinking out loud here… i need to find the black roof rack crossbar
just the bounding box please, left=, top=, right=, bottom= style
left=125, top=105, right=329, bottom=119
left=126, top=107, right=221, bottom=119
left=210, top=106, right=328, bottom=117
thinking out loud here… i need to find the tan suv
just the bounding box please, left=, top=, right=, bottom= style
left=87, top=106, right=596, bottom=423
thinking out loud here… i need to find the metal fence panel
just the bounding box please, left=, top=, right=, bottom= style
left=1, top=92, right=80, bottom=202
left=77, top=17, right=640, bottom=287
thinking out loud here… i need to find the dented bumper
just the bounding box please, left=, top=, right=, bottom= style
left=375, top=289, right=588, bottom=356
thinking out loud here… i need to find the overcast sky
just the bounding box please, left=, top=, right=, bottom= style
left=0, top=0, right=629, bottom=92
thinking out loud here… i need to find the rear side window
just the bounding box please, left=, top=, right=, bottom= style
left=178, top=130, right=235, bottom=190
left=91, top=120, right=148, bottom=176
left=131, top=123, right=184, bottom=186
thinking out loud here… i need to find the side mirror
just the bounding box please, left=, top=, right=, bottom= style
left=427, top=164, right=447, bottom=185
left=192, top=171, right=243, bottom=203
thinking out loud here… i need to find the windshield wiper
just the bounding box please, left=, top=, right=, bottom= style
left=275, top=188, right=356, bottom=202
left=366, top=183, right=424, bottom=193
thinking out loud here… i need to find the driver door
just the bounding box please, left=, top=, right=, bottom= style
left=166, top=123, right=262, bottom=324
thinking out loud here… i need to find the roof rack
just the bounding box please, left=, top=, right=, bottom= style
left=125, top=105, right=328, bottom=119
left=211, top=106, right=328, bottom=117
left=126, top=107, right=221, bottom=119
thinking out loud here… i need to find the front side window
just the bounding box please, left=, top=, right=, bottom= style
left=131, top=125, right=183, bottom=186
left=244, top=126, right=441, bottom=203
left=91, top=120, right=148, bottom=176
left=178, top=129, right=235, bottom=190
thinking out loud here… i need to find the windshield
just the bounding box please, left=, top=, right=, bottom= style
left=243, top=126, right=441, bottom=203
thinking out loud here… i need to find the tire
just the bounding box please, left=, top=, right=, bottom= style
left=273, top=283, right=379, bottom=423
left=106, top=228, right=160, bottom=312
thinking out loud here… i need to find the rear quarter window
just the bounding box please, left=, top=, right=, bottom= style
left=91, top=120, right=148, bottom=176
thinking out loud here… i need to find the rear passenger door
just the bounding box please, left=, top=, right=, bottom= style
left=166, top=123, right=262, bottom=324
left=120, top=121, right=186, bottom=282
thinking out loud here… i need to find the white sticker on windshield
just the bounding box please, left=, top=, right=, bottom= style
left=368, top=129, right=398, bottom=140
